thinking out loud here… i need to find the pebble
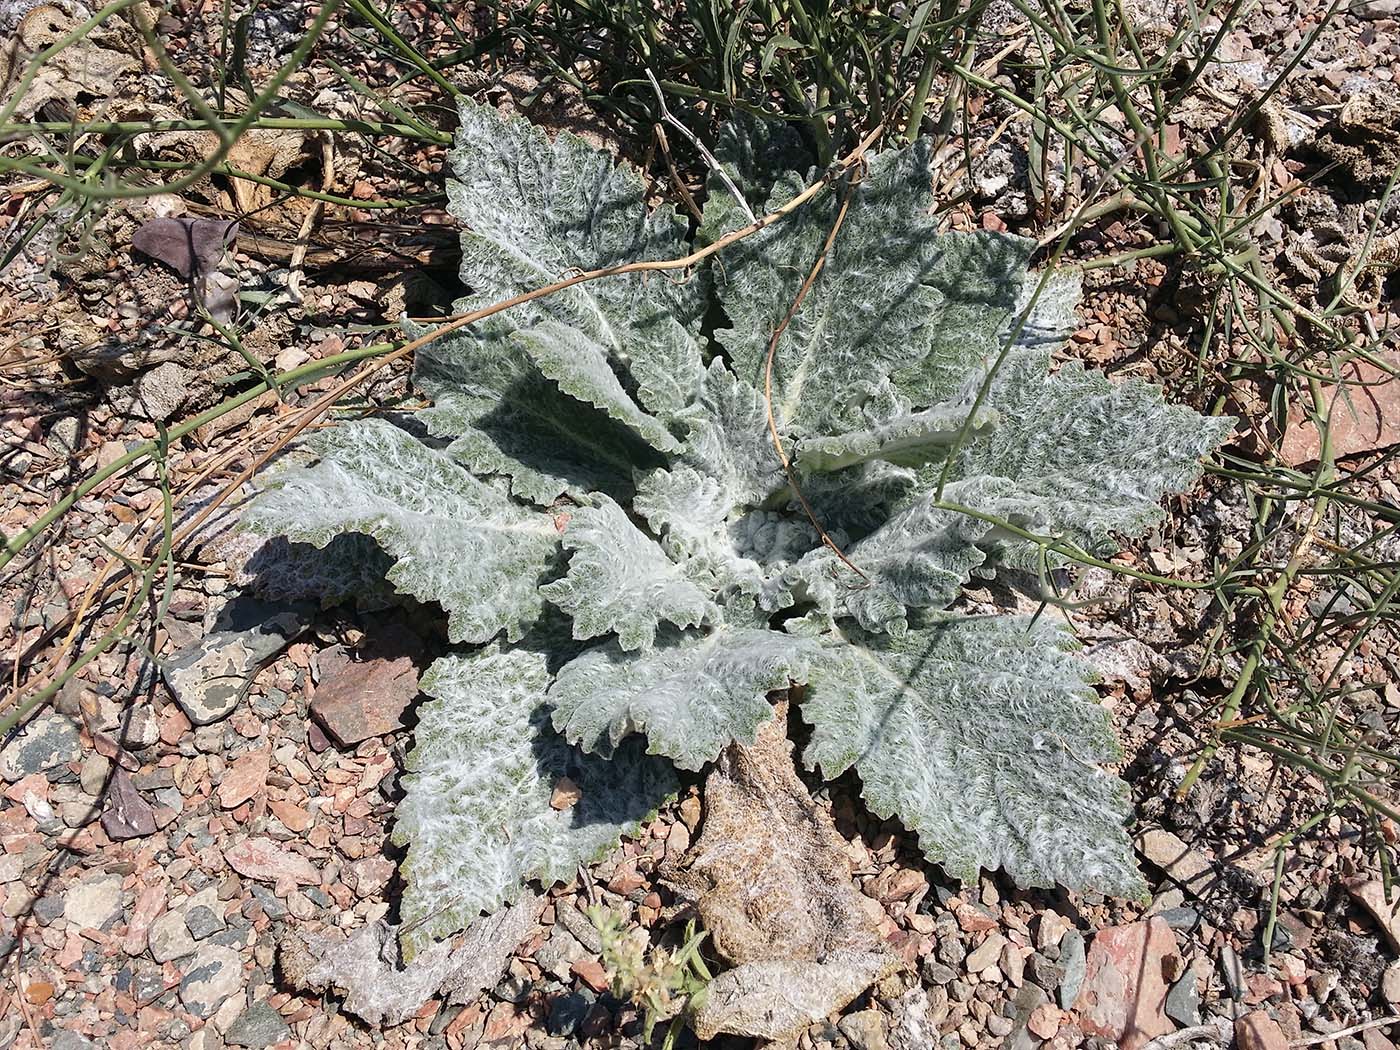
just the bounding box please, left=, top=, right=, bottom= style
left=965, top=931, right=1007, bottom=973
left=1004, top=982, right=1050, bottom=1050
left=178, top=944, right=244, bottom=1018
left=1221, top=944, right=1246, bottom=1000
left=63, top=872, right=125, bottom=930
left=1237, top=1010, right=1289, bottom=1050
left=184, top=886, right=228, bottom=940
left=1074, top=918, right=1179, bottom=1050
left=149, top=910, right=198, bottom=963
left=1058, top=929, right=1086, bottom=1008
left=838, top=1009, right=890, bottom=1050
left=1382, top=960, right=1400, bottom=1007
left=223, top=999, right=292, bottom=1047
left=1166, top=972, right=1202, bottom=1027
left=0, top=713, right=81, bottom=782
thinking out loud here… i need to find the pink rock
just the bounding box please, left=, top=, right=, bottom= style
left=226, top=836, right=320, bottom=886
left=1236, top=1010, right=1288, bottom=1050
left=1281, top=352, right=1400, bottom=466
left=309, top=626, right=422, bottom=747
left=1073, top=917, right=1180, bottom=1050
left=217, top=749, right=270, bottom=809
left=123, top=884, right=166, bottom=956
left=1346, top=878, right=1400, bottom=953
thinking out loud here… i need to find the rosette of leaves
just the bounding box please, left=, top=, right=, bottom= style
left=246, top=100, right=1233, bottom=956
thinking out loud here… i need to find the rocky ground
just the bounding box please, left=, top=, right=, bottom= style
left=3, top=0, right=1400, bottom=1048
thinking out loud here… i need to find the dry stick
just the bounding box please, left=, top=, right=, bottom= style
left=762, top=170, right=868, bottom=582
left=645, top=69, right=755, bottom=224
left=1291, top=1018, right=1400, bottom=1046
left=4, top=120, right=893, bottom=722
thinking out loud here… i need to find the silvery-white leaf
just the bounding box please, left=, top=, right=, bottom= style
left=395, top=648, right=676, bottom=957
left=802, top=615, right=1146, bottom=898
left=550, top=626, right=818, bottom=770
left=540, top=496, right=719, bottom=651
left=242, top=419, right=559, bottom=644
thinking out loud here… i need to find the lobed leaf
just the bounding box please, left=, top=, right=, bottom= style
left=394, top=647, right=677, bottom=958
left=549, top=626, right=819, bottom=771
left=802, top=615, right=1146, bottom=898
left=540, top=496, right=719, bottom=651
left=243, top=419, right=559, bottom=644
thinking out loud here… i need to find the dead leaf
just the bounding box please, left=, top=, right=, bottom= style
left=278, top=893, right=542, bottom=1025
left=663, top=702, right=892, bottom=966
left=690, top=951, right=902, bottom=1042
left=131, top=217, right=237, bottom=279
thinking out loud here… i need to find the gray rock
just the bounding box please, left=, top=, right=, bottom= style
left=1004, top=982, right=1050, bottom=1050
left=51, top=1033, right=96, bottom=1050
left=1220, top=944, right=1244, bottom=1000
left=162, top=598, right=313, bottom=725
left=1157, top=906, right=1201, bottom=930
left=34, top=894, right=66, bottom=924
left=150, top=911, right=198, bottom=963
left=920, top=958, right=956, bottom=985
left=1025, top=951, right=1063, bottom=990
left=178, top=944, right=244, bottom=1018
left=546, top=991, right=592, bottom=1037
left=0, top=713, right=82, bottom=782
left=1058, top=930, right=1086, bottom=1008
left=63, top=873, right=125, bottom=930
left=535, top=924, right=589, bottom=981
left=554, top=902, right=603, bottom=954
left=184, top=887, right=227, bottom=940
left=78, top=754, right=111, bottom=796
left=186, top=905, right=224, bottom=941
left=223, top=1000, right=291, bottom=1048
left=1166, top=972, right=1201, bottom=1027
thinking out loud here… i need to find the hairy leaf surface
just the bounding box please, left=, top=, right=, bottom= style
left=549, top=626, right=818, bottom=770
left=541, top=497, right=719, bottom=650
left=802, top=616, right=1146, bottom=898
left=395, top=647, right=676, bottom=957
left=244, top=419, right=559, bottom=644
left=448, top=99, right=704, bottom=419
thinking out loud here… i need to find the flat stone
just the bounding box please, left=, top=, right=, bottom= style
left=837, top=1009, right=889, bottom=1050
left=123, top=884, right=166, bottom=956
left=0, top=713, right=81, bottom=782
left=223, top=1000, right=291, bottom=1047
left=1346, top=878, right=1400, bottom=953
left=184, top=887, right=227, bottom=940
left=1073, top=918, right=1180, bottom=1050
left=1236, top=1010, right=1288, bottom=1050
left=225, top=837, right=319, bottom=886
left=1281, top=352, right=1400, bottom=466
left=1058, top=929, right=1085, bottom=1008
left=162, top=598, right=312, bottom=726
left=101, top=768, right=158, bottom=840
left=217, top=750, right=269, bottom=809
left=965, top=931, right=1007, bottom=973
left=1135, top=827, right=1212, bottom=888
left=546, top=991, right=592, bottom=1037
left=149, top=910, right=198, bottom=962
left=63, top=873, right=124, bottom=930
left=309, top=624, right=423, bottom=746
left=51, top=1033, right=96, bottom=1050
left=179, top=944, right=244, bottom=1018
left=1166, top=972, right=1202, bottom=1027
left=1221, top=944, right=1246, bottom=999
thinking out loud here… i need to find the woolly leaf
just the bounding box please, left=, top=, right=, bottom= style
left=243, top=419, right=559, bottom=644
left=394, top=647, right=677, bottom=957
left=540, top=496, right=719, bottom=650
left=416, top=331, right=663, bottom=506
left=802, top=615, right=1146, bottom=898
left=942, top=349, right=1237, bottom=565
left=447, top=98, right=704, bottom=419
left=787, top=488, right=992, bottom=633
left=549, top=626, right=818, bottom=770
left=711, top=143, right=946, bottom=434
left=797, top=396, right=998, bottom=473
